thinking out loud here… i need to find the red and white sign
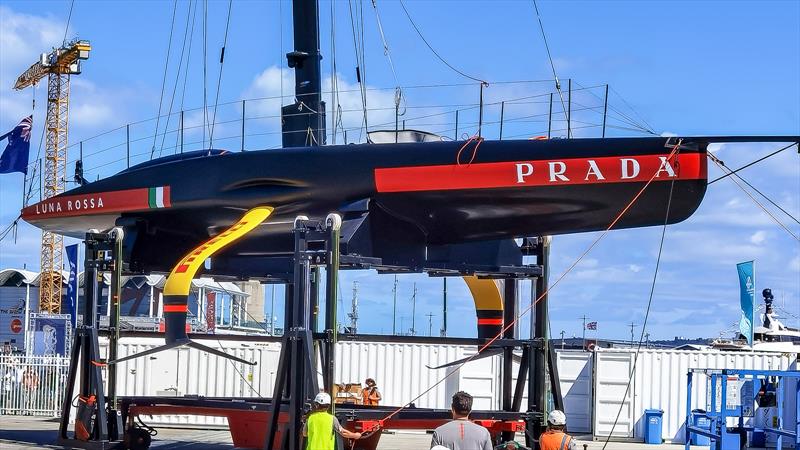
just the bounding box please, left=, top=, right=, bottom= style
left=21, top=186, right=171, bottom=221
left=375, top=153, right=705, bottom=193
left=10, top=318, right=23, bottom=334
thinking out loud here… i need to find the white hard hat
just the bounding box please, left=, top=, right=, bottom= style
left=432, top=446, right=450, bottom=450
left=314, top=392, right=332, bottom=405
left=547, top=410, right=567, bottom=426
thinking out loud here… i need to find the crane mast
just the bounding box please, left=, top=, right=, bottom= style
left=14, top=39, right=91, bottom=314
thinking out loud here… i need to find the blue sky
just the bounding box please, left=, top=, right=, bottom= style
left=1, top=1, right=798, bottom=340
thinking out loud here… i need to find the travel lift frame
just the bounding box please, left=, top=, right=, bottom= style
left=118, top=218, right=562, bottom=450
left=58, top=229, right=126, bottom=450
left=61, top=219, right=562, bottom=450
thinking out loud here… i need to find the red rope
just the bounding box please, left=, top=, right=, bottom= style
left=371, top=142, right=684, bottom=430
left=455, top=135, right=485, bottom=166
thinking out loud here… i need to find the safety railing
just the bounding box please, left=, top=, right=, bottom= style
left=19, top=80, right=655, bottom=206
left=0, top=354, right=71, bottom=417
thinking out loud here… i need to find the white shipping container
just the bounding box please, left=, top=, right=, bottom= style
left=592, top=348, right=795, bottom=444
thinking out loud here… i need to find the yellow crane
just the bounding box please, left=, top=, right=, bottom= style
left=14, top=39, right=91, bottom=314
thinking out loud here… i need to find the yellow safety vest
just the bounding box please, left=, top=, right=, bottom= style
left=306, top=411, right=336, bottom=450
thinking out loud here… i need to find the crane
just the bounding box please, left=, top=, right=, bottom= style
left=14, top=39, right=91, bottom=314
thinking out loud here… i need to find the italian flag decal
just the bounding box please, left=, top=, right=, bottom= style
left=148, top=186, right=169, bottom=208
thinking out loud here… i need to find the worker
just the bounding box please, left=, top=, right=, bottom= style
left=361, top=378, right=382, bottom=406
left=539, top=410, right=576, bottom=450
left=430, top=391, right=492, bottom=450
left=303, top=392, right=362, bottom=450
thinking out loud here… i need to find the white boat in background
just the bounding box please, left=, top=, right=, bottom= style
left=712, top=288, right=800, bottom=353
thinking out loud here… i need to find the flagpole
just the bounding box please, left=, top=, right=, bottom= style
left=581, top=315, right=587, bottom=350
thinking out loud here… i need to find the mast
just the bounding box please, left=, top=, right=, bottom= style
left=282, top=0, right=326, bottom=148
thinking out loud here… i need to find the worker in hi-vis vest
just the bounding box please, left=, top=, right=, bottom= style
left=539, top=410, right=576, bottom=450
left=303, top=392, right=362, bottom=450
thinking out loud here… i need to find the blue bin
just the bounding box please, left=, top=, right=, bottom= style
left=691, top=409, right=711, bottom=446
left=644, top=409, right=664, bottom=444
left=750, top=430, right=766, bottom=447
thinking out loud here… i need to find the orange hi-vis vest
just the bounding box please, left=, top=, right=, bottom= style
left=540, top=430, right=572, bottom=450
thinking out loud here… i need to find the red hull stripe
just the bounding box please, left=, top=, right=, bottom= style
left=21, top=186, right=172, bottom=221
left=478, top=318, right=503, bottom=325
left=163, top=305, right=188, bottom=313
left=375, top=153, right=705, bottom=193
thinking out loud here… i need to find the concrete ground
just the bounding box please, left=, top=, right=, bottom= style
left=0, top=415, right=726, bottom=449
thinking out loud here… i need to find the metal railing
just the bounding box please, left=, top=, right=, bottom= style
left=0, top=354, right=71, bottom=417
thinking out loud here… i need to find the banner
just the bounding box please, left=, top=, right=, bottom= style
left=206, top=291, right=217, bottom=331
left=65, top=244, right=79, bottom=328
left=31, top=315, right=70, bottom=356
left=736, top=261, right=755, bottom=346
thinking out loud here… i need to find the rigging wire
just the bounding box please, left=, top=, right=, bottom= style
left=610, top=86, right=656, bottom=135
left=530, top=0, right=569, bottom=137
left=726, top=169, right=800, bottom=226
left=330, top=0, right=343, bottom=144
left=708, top=154, right=799, bottom=241
left=209, top=0, right=234, bottom=147
left=175, top=0, right=199, bottom=154
left=372, top=144, right=684, bottom=429
left=62, top=0, right=75, bottom=45
left=348, top=0, right=370, bottom=136
left=708, top=142, right=798, bottom=184
left=602, top=167, right=677, bottom=450
left=370, top=0, right=406, bottom=120
left=0, top=215, right=22, bottom=244
left=572, top=81, right=654, bottom=134
left=397, top=0, right=486, bottom=85
left=202, top=0, right=209, bottom=148
left=150, top=0, right=179, bottom=160
left=159, top=0, right=195, bottom=157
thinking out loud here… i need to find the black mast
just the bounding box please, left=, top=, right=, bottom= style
left=282, top=0, right=326, bottom=148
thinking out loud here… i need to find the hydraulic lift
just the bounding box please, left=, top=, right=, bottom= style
left=58, top=229, right=125, bottom=449
left=111, top=216, right=562, bottom=450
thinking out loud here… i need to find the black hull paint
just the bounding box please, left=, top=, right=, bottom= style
left=22, top=137, right=708, bottom=277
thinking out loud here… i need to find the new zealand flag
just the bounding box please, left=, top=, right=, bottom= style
left=0, top=115, right=33, bottom=175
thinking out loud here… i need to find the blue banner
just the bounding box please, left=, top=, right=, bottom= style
left=66, top=244, right=79, bottom=328
left=736, top=261, right=755, bottom=346
left=32, top=316, right=68, bottom=356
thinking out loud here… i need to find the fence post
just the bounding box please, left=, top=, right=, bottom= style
left=126, top=125, right=130, bottom=168
left=602, top=84, right=609, bottom=138
left=180, top=111, right=184, bottom=154
left=402, top=119, right=406, bottom=130
left=241, top=100, right=246, bottom=152
left=499, top=101, right=505, bottom=140
left=455, top=110, right=459, bottom=140
left=567, top=78, right=572, bottom=138
left=548, top=93, right=553, bottom=139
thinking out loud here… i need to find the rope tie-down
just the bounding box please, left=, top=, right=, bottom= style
left=359, top=142, right=685, bottom=437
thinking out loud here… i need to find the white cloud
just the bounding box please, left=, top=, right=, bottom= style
left=749, top=230, right=767, bottom=245
left=0, top=6, right=64, bottom=76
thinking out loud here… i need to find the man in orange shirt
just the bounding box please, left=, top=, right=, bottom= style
left=539, top=410, right=576, bottom=450
left=361, top=378, right=382, bottom=406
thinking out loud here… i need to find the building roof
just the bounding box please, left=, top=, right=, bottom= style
left=0, top=268, right=247, bottom=296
